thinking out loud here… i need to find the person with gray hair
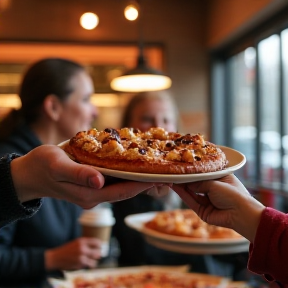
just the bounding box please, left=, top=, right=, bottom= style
left=113, top=91, right=254, bottom=282
left=121, top=90, right=179, bottom=132
left=112, top=90, right=199, bottom=267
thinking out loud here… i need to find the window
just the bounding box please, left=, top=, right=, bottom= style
left=230, top=48, right=256, bottom=181
left=211, top=20, right=288, bottom=203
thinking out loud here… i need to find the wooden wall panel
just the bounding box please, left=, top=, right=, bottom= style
left=206, top=0, right=286, bottom=49
left=0, top=0, right=284, bottom=135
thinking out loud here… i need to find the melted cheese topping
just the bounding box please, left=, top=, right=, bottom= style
left=70, top=127, right=221, bottom=164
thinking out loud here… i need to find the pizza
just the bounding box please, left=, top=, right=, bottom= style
left=145, top=209, right=242, bottom=239
left=72, top=270, right=225, bottom=288
left=61, top=127, right=228, bottom=174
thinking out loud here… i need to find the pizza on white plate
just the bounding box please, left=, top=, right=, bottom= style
left=61, top=127, right=228, bottom=174
left=144, top=209, right=242, bottom=239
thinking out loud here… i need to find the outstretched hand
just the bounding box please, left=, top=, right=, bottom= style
left=173, top=174, right=265, bottom=242
left=11, top=145, right=156, bottom=209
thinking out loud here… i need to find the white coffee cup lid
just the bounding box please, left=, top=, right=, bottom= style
left=79, top=208, right=115, bottom=227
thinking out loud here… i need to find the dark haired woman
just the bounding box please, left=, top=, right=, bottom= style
left=0, top=58, right=101, bottom=286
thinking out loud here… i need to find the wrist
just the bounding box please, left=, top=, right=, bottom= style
left=10, top=155, right=40, bottom=202
left=233, top=195, right=265, bottom=242
left=45, top=249, right=57, bottom=271
left=0, top=153, right=41, bottom=227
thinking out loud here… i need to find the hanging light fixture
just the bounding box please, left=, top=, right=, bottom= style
left=110, top=1, right=172, bottom=92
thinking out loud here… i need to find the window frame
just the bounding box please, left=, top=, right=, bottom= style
left=209, top=7, right=288, bottom=195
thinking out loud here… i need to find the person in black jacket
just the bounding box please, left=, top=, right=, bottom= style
left=0, top=58, right=100, bottom=286
left=0, top=145, right=153, bottom=228
left=0, top=58, right=157, bottom=287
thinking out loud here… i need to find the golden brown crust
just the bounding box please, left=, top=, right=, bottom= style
left=63, top=127, right=228, bottom=174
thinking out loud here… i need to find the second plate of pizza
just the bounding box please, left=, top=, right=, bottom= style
left=80, top=146, right=246, bottom=184
left=125, top=211, right=250, bottom=255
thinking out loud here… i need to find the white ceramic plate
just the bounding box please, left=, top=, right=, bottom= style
left=125, top=212, right=250, bottom=255
left=58, top=141, right=246, bottom=184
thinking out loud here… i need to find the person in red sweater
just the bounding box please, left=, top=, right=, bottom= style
left=173, top=175, right=288, bottom=286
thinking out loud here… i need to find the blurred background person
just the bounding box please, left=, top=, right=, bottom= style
left=0, top=58, right=103, bottom=287
left=121, top=90, right=178, bottom=134
left=111, top=91, right=208, bottom=269
left=112, top=91, right=251, bottom=281
left=120, top=90, right=183, bottom=212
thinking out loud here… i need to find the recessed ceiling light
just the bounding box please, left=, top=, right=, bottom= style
left=80, top=12, right=99, bottom=30
left=124, top=4, right=139, bottom=21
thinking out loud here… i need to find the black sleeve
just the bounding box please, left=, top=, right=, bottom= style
left=0, top=222, right=47, bottom=284
left=0, top=153, right=42, bottom=228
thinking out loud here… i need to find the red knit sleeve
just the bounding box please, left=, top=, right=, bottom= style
left=248, top=207, right=288, bottom=285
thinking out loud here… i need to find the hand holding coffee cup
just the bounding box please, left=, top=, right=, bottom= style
left=79, top=208, right=115, bottom=258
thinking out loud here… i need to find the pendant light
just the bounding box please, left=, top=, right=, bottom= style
left=110, top=1, right=172, bottom=92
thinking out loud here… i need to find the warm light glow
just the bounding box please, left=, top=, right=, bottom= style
left=0, top=94, right=121, bottom=109
left=0, top=94, right=21, bottom=108
left=110, top=74, right=172, bottom=92
left=80, top=12, right=99, bottom=30
left=90, top=93, right=119, bottom=107
left=124, top=4, right=138, bottom=21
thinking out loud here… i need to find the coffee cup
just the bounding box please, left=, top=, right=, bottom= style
left=79, top=207, right=115, bottom=257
